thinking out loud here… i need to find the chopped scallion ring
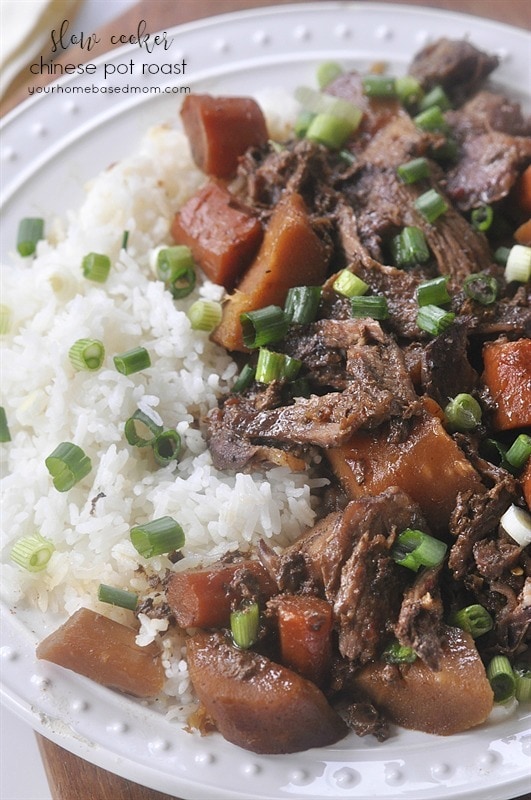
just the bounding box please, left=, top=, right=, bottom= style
left=284, top=285, right=322, bottom=324
left=494, top=246, right=511, bottom=266
left=82, top=252, right=111, bottom=283
left=504, top=244, right=531, bottom=283
left=10, top=533, right=55, bottom=572
left=416, top=276, right=451, bottom=307
left=305, top=112, right=358, bottom=149
left=462, top=273, right=498, bottom=305
left=45, top=442, right=92, bottom=492
left=413, top=105, right=449, bottom=133
left=0, top=406, right=11, bottom=443
left=392, top=226, right=430, bottom=268
left=500, top=505, right=531, bottom=548
left=187, top=299, right=222, bottom=331
left=230, top=601, right=260, bottom=649
left=514, top=664, right=531, bottom=703
left=240, top=305, right=290, bottom=349
left=98, top=584, right=138, bottom=611
left=392, top=528, right=447, bottom=572
left=255, top=348, right=302, bottom=384
left=471, top=204, right=493, bottom=232
left=362, top=74, right=397, bottom=98
left=294, top=109, right=316, bottom=138
left=444, top=393, right=482, bottom=432
left=152, top=429, right=181, bottom=467
left=450, top=604, right=493, bottom=638
left=394, top=75, right=424, bottom=107
left=68, top=338, right=105, bottom=371
left=316, top=60, right=343, bottom=88
left=232, top=363, right=256, bottom=394
left=414, top=188, right=448, bottom=223
left=416, top=304, right=455, bottom=335
left=156, top=246, right=196, bottom=298
left=487, top=655, right=516, bottom=703
left=124, top=409, right=163, bottom=447
left=130, top=516, right=185, bottom=558
left=114, top=346, right=151, bottom=375
left=397, top=157, right=430, bottom=185
left=350, top=295, right=389, bottom=320
left=333, top=269, right=369, bottom=299
left=17, top=218, right=44, bottom=257
left=382, top=640, right=417, bottom=664
left=505, top=434, right=531, bottom=470
left=294, top=86, right=362, bottom=127
left=418, top=85, right=451, bottom=112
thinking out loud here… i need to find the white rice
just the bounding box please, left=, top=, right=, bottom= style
left=0, top=92, right=320, bottom=718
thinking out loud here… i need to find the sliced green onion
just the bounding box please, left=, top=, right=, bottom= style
left=45, top=442, right=92, bottom=492
left=494, top=246, right=511, bottom=266
left=382, top=640, right=417, bottom=664
left=232, top=363, right=255, bottom=393
left=114, top=346, right=151, bottom=375
left=10, top=533, right=55, bottom=572
left=68, top=338, right=105, bottom=371
left=504, top=244, right=531, bottom=283
left=500, top=505, right=531, bottom=548
left=294, top=109, right=316, bottom=138
left=121, top=230, right=130, bottom=251
left=416, top=304, right=455, bottom=335
left=391, top=226, right=431, bottom=268
left=294, top=86, right=362, bottom=127
left=418, top=85, right=451, bottom=112
left=156, top=246, right=196, bottom=298
left=152, top=429, right=181, bottom=466
left=240, top=305, right=289, bottom=349
left=462, top=273, right=498, bottom=305
left=130, top=516, right=185, bottom=558
left=0, top=304, right=11, bottom=335
left=230, top=601, right=260, bottom=649
left=316, top=60, right=343, bottom=88
left=255, top=348, right=302, bottom=384
left=362, top=74, right=397, bottom=98
left=450, top=604, right=493, bottom=638
left=82, top=252, right=111, bottom=283
left=187, top=299, right=222, bottom=331
left=392, top=528, right=447, bottom=572
left=397, top=157, right=430, bottom=185
left=514, top=664, right=531, bottom=703
left=284, top=285, right=322, bottom=324
left=124, top=409, right=163, bottom=447
left=98, top=583, right=138, bottom=611
left=395, top=75, right=424, bottom=106
left=338, top=149, right=356, bottom=165
left=471, top=204, right=493, bottom=232
left=306, top=112, right=358, bottom=149
left=17, top=218, right=44, bottom=257
left=415, top=188, right=448, bottom=223
left=505, top=434, right=531, bottom=470
left=444, top=393, right=482, bottom=432
left=0, top=407, right=11, bottom=443
left=351, top=295, right=389, bottom=320
left=333, top=269, right=369, bottom=298
left=416, top=276, right=451, bottom=307
left=487, top=655, right=516, bottom=703
left=429, top=136, right=459, bottom=164
left=414, top=105, right=449, bottom=133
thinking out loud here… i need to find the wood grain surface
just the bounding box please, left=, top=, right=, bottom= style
left=4, top=1, right=530, bottom=799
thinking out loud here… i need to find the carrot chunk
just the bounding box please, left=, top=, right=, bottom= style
left=514, top=218, right=531, bottom=246
left=521, top=458, right=531, bottom=512
left=36, top=607, right=164, bottom=698
left=171, top=181, right=263, bottom=290
left=180, top=94, right=268, bottom=179
left=270, top=594, right=333, bottom=687
left=211, top=192, right=330, bottom=352
left=482, top=338, right=531, bottom=431
left=166, top=559, right=277, bottom=629
left=512, top=165, right=531, bottom=217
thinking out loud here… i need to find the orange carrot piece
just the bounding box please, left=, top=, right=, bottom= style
left=521, top=458, right=531, bottom=512
left=171, top=182, right=263, bottom=290
left=36, top=607, right=164, bottom=698
left=271, top=594, right=333, bottom=687
left=512, top=165, right=531, bottom=216
left=482, top=338, right=531, bottom=431
left=514, top=217, right=531, bottom=246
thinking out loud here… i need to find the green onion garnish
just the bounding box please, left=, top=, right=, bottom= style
left=187, top=299, right=222, bottom=331
left=294, top=109, right=316, bottom=138
left=362, top=74, right=397, bottom=98
left=397, top=157, right=430, bottom=185
left=98, top=583, right=138, bottom=611
left=487, top=655, right=516, bottom=703
left=444, top=393, right=482, bottom=432
left=316, top=60, right=343, bottom=89
left=152, top=429, right=181, bottom=466
left=130, top=516, right=185, bottom=558
left=416, top=304, right=455, bottom=335
left=306, top=112, right=358, bottom=149
left=0, top=304, right=11, bottom=335
left=391, top=226, right=430, bottom=268
left=240, top=305, right=290, bottom=349
left=514, top=664, right=531, bottom=703
left=414, top=105, right=449, bottom=133
left=418, top=85, right=451, bottom=112
left=382, top=640, right=417, bottom=664
left=17, top=218, right=44, bottom=257
left=114, top=346, right=151, bottom=375
left=255, top=348, right=302, bottom=384
left=284, top=285, right=322, bottom=324
left=121, top=230, right=130, bottom=251
left=68, top=338, right=105, bottom=371
left=471, top=205, right=493, bottom=232
left=333, top=269, right=369, bottom=298
left=124, top=409, right=163, bottom=447
left=504, top=244, right=531, bottom=283
left=494, top=246, right=511, bottom=266
left=392, top=528, right=447, bottom=572
left=505, top=434, right=531, bottom=470
left=82, top=252, right=111, bottom=283
left=10, top=533, right=55, bottom=572
left=156, top=246, right=196, bottom=298
left=0, top=407, right=11, bottom=443
left=232, top=363, right=256, bottom=394
left=45, top=442, right=92, bottom=492
left=462, top=273, right=498, bottom=305
left=450, top=604, right=493, bottom=638
left=230, top=601, right=260, bottom=649
left=415, top=188, right=448, bottom=223
left=294, top=86, right=362, bottom=127
left=394, top=75, right=424, bottom=107
left=416, top=276, right=451, bottom=307
left=350, top=295, right=389, bottom=320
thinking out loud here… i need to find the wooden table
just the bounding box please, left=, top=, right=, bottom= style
left=3, top=1, right=530, bottom=798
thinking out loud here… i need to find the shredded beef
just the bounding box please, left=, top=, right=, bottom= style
left=394, top=566, right=445, bottom=670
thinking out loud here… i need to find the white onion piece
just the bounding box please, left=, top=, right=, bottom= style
left=500, top=504, right=531, bottom=547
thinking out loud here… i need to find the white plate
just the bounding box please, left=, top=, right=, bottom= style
left=1, top=4, right=530, bottom=799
